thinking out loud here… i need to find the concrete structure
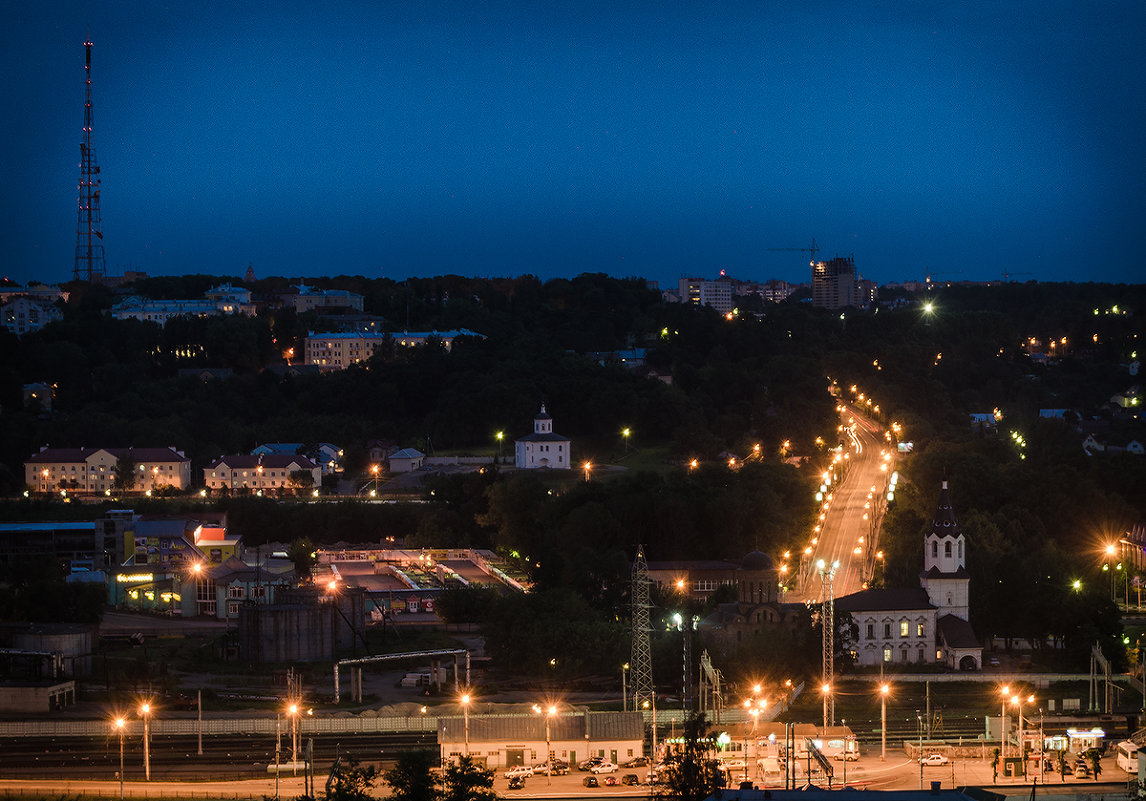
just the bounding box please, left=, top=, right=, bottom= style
left=238, top=586, right=367, bottom=663
left=304, top=329, right=484, bottom=368
left=1, top=296, right=62, bottom=336
left=0, top=681, right=76, bottom=713
left=679, top=276, right=734, bottom=314
left=186, top=554, right=295, bottom=620
left=514, top=405, right=571, bottom=469
left=0, top=510, right=135, bottom=574
left=25, top=446, right=192, bottom=495
left=110, top=284, right=255, bottom=325
left=646, top=559, right=740, bottom=600
left=812, top=256, right=857, bottom=310
left=438, top=709, right=644, bottom=769
left=203, top=454, right=321, bottom=493
left=837, top=479, right=982, bottom=670
left=253, top=442, right=343, bottom=475
left=389, top=448, right=425, bottom=473
left=284, top=284, right=365, bottom=313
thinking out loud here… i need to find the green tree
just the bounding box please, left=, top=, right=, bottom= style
left=325, top=755, right=379, bottom=801
left=382, top=750, right=441, bottom=801
left=288, top=537, right=317, bottom=581
left=442, top=755, right=496, bottom=801
left=658, top=713, right=722, bottom=801
left=113, top=453, right=137, bottom=492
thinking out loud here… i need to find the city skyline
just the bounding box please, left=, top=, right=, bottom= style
left=6, top=2, right=1146, bottom=288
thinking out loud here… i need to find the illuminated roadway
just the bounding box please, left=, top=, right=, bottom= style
left=788, top=403, right=892, bottom=604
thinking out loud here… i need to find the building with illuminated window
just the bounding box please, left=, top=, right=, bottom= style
left=202, top=454, right=321, bottom=493
left=304, top=329, right=484, bottom=369
left=836, top=479, right=982, bottom=670
left=811, top=257, right=858, bottom=310
left=25, top=446, right=191, bottom=495
left=514, top=405, right=571, bottom=469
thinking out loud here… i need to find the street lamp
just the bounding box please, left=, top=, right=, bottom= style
left=371, top=464, right=380, bottom=495
left=461, top=693, right=471, bottom=756
left=495, top=431, right=504, bottom=463
left=533, top=704, right=558, bottom=785
left=999, top=685, right=1010, bottom=759
left=1011, top=693, right=1034, bottom=768
left=114, top=717, right=125, bottom=801
left=622, top=663, right=629, bottom=712
left=287, top=702, right=300, bottom=775
left=880, top=684, right=889, bottom=762
left=622, top=428, right=631, bottom=454
left=583, top=461, right=592, bottom=482
left=139, top=702, right=152, bottom=781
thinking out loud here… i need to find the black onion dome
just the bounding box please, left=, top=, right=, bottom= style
left=740, top=550, right=775, bottom=571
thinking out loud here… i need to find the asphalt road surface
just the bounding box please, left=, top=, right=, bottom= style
left=788, top=404, right=891, bottom=603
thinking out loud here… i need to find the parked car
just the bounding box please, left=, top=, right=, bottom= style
left=507, top=776, right=526, bottom=790
left=833, top=750, right=859, bottom=761
left=622, top=757, right=649, bottom=768
left=583, top=775, right=600, bottom=788
left=603, top=776, right=619, bottom=786
left=579, top=757, right=605, bottom=771
left=621, top=774, right=641, bottom=786
left=919, top=754, right=949, bottom=766
left=534, top=760, right=569, bottom=775
left=504, top=765, right=534, bottom=779
left=718, top=758, right=746, bottom=771
left=590, top=761, right=619, bottom=774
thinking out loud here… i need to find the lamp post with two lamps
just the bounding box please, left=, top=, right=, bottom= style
left=879, top=683, right=889, bottom=762
left=743, top=693, right=766, bottom=783
left=621, top=663, right=629, bottom=712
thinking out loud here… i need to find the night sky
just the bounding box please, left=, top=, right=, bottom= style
left=6, top=2, right=1146, bottom=288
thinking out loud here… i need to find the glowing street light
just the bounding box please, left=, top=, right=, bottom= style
left=139, top=702, right=152, bottom=781
left=879, top=684, right=889, bottom=761
left=461, top=693, right=471, bottom=756
left=114, top=717, right=126, bottom=800
left=622, top=428, right=631, bottom=454
left=495, top=430, right=504, bottom=463
left=583, top=461, right=592, bottom=483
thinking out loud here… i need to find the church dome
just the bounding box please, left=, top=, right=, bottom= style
left=740, top=550, right=775, bottom=572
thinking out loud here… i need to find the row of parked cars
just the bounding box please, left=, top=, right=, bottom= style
left=503, top=755, right=651, bottom=788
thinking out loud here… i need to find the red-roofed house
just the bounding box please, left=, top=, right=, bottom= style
left=203, top=454, right=321, bottom=493
left=25, top=447, right=191, bottom=495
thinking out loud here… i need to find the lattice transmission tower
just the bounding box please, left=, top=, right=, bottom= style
left=630, top=544, right=654, bottom=713
left=74, top=37, right=106, bottom=283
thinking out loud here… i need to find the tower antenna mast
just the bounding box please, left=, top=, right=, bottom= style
left=74, top=36, right=106, bottom=283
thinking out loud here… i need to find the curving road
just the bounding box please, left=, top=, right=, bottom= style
left=788, top=403, right=892, bottom=603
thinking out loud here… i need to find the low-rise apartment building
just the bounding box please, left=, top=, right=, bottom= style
left=202, top=454, right=322, bottom=493
left=25, top=447, right=192, bottom=495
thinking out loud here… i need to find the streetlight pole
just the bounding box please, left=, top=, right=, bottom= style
left=140, top=702, right=151, bottom=782
left=288, top=703, right=300, bottom=775
left=115, top=717, right=125, bottom=801
left=496, top=431, right=504, bottom=464
left=622, top=663, right=629, bottom=712
left=917, top=710, right=923, bottom=790
left=880, top=684, right=889, bottom=762
left=462, top=693, right=471, bottom=757
left=1000, top=686, right=1009, bottom=759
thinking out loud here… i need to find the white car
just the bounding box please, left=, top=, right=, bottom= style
left=920, top=754, right=949, bottom=766
left=590, top=761, right=619, bottom=774
left=833, top=750, right=859, bottom=761
left=504, top=765, right=534, bottom=779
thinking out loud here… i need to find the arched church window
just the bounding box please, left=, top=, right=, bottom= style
left=931, top=541, right=938, bottom=558
left=958, top=542, right=963, bottom=559
left=944, top=542, right=952, bottom=558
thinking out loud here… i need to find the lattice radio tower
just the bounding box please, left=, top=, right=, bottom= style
left=819, top=559, right=838, bottom=728
left=74, top=37, right=106, bottom=283
left=630, top=544, right=654, bottom=713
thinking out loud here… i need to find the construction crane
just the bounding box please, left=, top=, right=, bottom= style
left=766, top=238, right=820, bottom=265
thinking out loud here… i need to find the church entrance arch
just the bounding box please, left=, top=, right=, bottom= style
left=959, top=655, right=978, bottom=671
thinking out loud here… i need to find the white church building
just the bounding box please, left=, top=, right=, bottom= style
left=514, top=404, right=572, bottom=469
left=837, top=478, right=983, bottom=671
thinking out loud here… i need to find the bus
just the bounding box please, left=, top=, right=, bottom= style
left=1116, top=741, right=1138, bottom=774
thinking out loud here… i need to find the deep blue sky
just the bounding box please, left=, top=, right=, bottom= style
left=6, top=2, right=1145, bottom=288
